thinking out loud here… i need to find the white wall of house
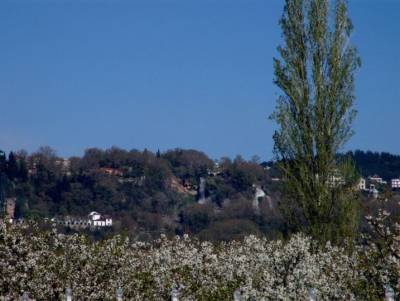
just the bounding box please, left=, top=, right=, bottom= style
left=358, top=178, right=366, bottom=190
left=89, top=211, right=101, bottom=221
left=392, top=179, right=400, bottom=189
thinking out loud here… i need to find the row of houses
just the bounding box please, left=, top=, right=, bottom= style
left=324, top=173, right=399, bottom=199
left=358, top=175, right=400, bottom=190
left=356, top=175, right=400, bottom=199
left=27, top=162, right=146, bottom=184
left=26, top=158, right=72, bottom=176
left=52, top=211, right=113, bottom=228
left=4, top=209, right=113, bottom=229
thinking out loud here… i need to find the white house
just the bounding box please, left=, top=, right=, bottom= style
left=89, top=211, right=101, bottom=221
left=391, top=179, right=400, bottom=189
left=358, top=178, right=366, bottom=190
left=88, top=211, right=112, bottom=227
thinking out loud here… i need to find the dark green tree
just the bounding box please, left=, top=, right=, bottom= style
left=0, top=173, right=8, bottom=217
left=14, top=196, right=26, bottom=219
left=271, top=0, right=361, bottom=244
left=18, top=159, right=29, bottom=182
left=7, top=152, right=19, bottom=180
left=0, top=150, right=6, bottom=173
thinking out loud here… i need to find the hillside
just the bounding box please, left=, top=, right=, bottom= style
left=0, top=147, right=284, bottom=240
left=1, top=147, right=399, bottom=241
left=346, top=150, right=400, bottom=181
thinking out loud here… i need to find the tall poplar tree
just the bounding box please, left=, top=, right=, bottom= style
left=271, top=0, right=361, bottom=243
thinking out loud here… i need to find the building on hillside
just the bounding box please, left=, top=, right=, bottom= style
left=88, top=211, right=113, bottom=226
left=55, top=158, right=71, bottom=175
left=368, top=175, right=387, bottom=185
left=54, top=211, right=112, bottom=228
left=27, top=160, right=38, bottom=175
left=369, top=184, right=379, bottom=199
left=99, top=167, right=123, bottom=177
left=391, top=178, right=400, bottom=189
left=88, top=211, right=101, bottom=221
left=328, top=175, right=345, bottom=188
left=208, top=161, right=223, bottom=177
left=358, top=178, right=366, bottom=190
left=118, top=175, right=146, bottom=185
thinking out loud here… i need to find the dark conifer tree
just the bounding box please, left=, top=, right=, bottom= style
left=7, top=152, right=19, bottom=180
left=18, top=159, right=29, bottom=182
left=0, top=150, right=6, bottom=173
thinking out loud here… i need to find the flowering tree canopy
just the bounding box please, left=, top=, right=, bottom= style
left=1, top=219, right=398, bottom=300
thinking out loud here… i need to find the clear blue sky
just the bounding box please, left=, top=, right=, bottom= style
left=0, top=0, right=399, bottom=160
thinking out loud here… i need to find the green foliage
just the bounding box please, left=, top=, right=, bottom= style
left=6, top=152, right=18, bottom=180
left=14, top=195, right=27, bottom=219
left=163, top=148, right=214, bottom=184
left=18, top=159, right=29, bottom=182
left=206, top=176, right=236, bottom=205
left=271, top=0, right=361, bottom=244
left=5, top=144, right=396, bottom=243
left=199, top=219, right=261, bottom=241
left=0, top=146, right=282, bottom=240
left=180, top=203, right=214, bottom=234
left=0, top=150, right=6, bottom=173
left=345, top=150, right=400, bottom=181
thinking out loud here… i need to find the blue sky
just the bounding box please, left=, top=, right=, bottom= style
left=0, top=0, right=399, bottom=160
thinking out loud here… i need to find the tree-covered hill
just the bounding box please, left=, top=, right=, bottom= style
left=0, top=147, right=399, bottom=241
left=0, top=146, right=283, bottom=241
left=345, top=150, right=400, bottom=181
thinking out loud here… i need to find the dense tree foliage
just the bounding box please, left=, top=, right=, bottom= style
left=345, top=150, right=400, bottom=181
left=0, top=146, right=399, bottom=241
left=271, top=0, right=361, bottom=243
left=0, top=147, right=278, bottom=241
